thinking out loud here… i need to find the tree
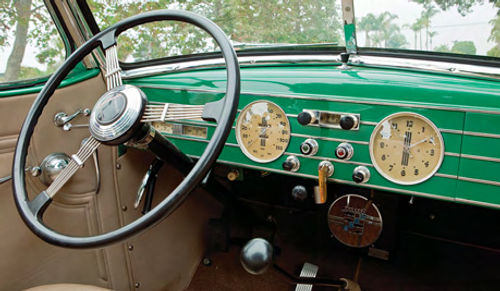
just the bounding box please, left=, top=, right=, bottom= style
left=487, top=1, right=500, bottom=57
left=451, top=40, right=476, bottom=54
left=0, top=0, right=64, bottom=82
left=358, top=13, right=377, bottom=47
left=412, top=0, right=484, bottom=16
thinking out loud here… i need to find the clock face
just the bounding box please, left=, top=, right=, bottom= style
left=369, top=112, right=444, bottom=185
left=236, top=101, right=290, bottom=163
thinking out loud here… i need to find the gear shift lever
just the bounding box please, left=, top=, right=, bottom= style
left=240, top=238, right=273, bottom=275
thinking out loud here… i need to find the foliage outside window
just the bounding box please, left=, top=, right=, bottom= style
left=0, top=0, right=65, bottom=83
left=88, top=0, right=344, bottom=63
left=354, top=0, right=499, bottom=57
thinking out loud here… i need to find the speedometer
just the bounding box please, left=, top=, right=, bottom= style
left=236, top=101, right=290, bottom=163
left=369, top=112, right=444, bottom=185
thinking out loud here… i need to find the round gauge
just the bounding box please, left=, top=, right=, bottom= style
left=236, top=101, right=290, bottom=163
left=369, top=112, right=444, bottom=185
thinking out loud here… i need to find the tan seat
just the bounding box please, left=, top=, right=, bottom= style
left=24, top=284, right=112, bottom=291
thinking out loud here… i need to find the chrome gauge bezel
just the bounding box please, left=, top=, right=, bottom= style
left=369, top=112, right=445, bottom=185
left=235, top=100, right=291, bottom=163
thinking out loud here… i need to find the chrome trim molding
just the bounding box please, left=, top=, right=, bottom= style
left=284, top=152, right=373, bottom=167
left=458, top=176, right=500, bottom=187
left=122, top=54, right=500, bottom=81
left=461, top=154, right=500, bottom=163
left=136, top=84, right=500, bottom=116
left=444, top=152, right=460, bottom=157
left=462, top=131, right=500, bottom=139
left=455, top=198, right=500, bottom=210
left=360, top=121, right=377, bottom=126
left=291, top=132, right=369, bottom=145
left=434, top=173, right=457, bottom=179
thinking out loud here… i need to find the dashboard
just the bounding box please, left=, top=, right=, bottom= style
left=127, top=63, right=500, bottom=210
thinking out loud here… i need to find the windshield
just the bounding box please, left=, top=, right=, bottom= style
left=86, top=0, right=499, bottom=62
left=87, top=0, right=344, bottom=63
left=354, top=0, right=499, bottom=58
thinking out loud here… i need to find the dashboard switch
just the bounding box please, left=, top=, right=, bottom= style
left=352, top=166, right=371, bottom=184
left=291, top=185, right=308, bottom=201
left=282, top=156, right=300, bottom=172
left=339, top=114, right=359, bottom=130
left=300, top=139, right=319, bottom=156
left=315, top=161, right=334, bottom=204
left=335, top=142, right=354, bottom=160
left=297, top=110, right=317, bottom=126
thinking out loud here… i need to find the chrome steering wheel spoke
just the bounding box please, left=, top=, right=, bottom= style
left=141, top=102, right=205, bottom=123
left=45, top=136, right=101, bottom=198
left=105, top=45, right=122, bottom=90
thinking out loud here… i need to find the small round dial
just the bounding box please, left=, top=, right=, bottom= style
left=236, top=101, right=290, bottom=163
left=370, top=112, right=444, bottom=185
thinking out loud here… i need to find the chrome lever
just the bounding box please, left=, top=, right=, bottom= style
left=54, top=108, right=91, bottom=128
left=0, top=167, right=39, bottom=184
left=63, top=123, right=89, bottom=131
left=135, top=167, right=153, bottom=209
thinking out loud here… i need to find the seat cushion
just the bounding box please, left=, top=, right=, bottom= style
left=24, top=284, right=112, bottom=291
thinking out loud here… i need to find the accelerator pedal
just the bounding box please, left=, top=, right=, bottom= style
left=295, top=262, right=319, bottom=291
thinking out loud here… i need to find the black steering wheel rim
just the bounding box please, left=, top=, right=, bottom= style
left=12, top=10, right=240, bottom=249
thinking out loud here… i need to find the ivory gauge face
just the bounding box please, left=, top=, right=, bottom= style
left=370, top=112, right=444, bottom=185
left=236, top=101, right=290, bottom=163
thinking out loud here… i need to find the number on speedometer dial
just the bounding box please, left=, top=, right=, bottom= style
left=370, top=112, right=444, bottom=185
left=236, top=101, right=290, bottom=163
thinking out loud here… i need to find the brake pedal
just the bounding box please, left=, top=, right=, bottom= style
left=295, top=262, right=319, bottom=291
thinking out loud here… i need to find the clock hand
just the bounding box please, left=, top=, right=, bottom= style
left=409, top=136, right=431, bottom=148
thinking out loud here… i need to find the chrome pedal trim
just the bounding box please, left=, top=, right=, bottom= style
left=295, top=262, right=319, bottom=291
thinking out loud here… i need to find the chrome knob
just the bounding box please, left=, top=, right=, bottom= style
left=335, top=142, right=354, bottom=160
left=352, top=166, right=370, bottom=184
left=300, top=139, right=319, bottom=156
left=282, top=156, right=300, bottom=172
left=39, top=153, right=71, bottom=186
left=240, top=238, right=273, bottom=275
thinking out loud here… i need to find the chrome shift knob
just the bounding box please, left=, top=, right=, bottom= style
left=240, top=238, right=273, bottom=275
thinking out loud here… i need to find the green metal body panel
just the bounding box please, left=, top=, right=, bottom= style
left=128, top=64, right=500, bottom=209
left=0, top=67, right=100, bottom=98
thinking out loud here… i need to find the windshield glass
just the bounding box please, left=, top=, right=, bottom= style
left=87, top=0, right=344, bottom=63
left=354, top=0, right=499, bottom=58
left=87, top=0, right=499, bottom=62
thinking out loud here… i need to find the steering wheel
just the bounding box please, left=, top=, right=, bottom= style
left=12, top=10, right=240, bottom=249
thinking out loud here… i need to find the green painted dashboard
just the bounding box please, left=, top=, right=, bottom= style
left=127, top=63, right=500, bottom=209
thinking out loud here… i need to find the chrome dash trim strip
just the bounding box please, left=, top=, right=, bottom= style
left=462, top=131, right=500, bottom=139
left=434, top=173, right=458, bottom=179
left=439, top=128, right=463, bottom=135
left=283, top=152, right=373, bottom=167
left=461, top=154, right=500, bottom=163
left=122, top=54, right=500, bottom=81
left=458, top=176, right=500, bottom=187
left=136, top=84, right=500, bottom=116
left=455, top=198, right=500, bottom=209
left=444, top=152, right=460, bottom=157
left=360, top=121, right=377, bottom=126
left=291, top=132, right=369, bottom=145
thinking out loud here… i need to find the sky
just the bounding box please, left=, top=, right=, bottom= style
left=355, top=0, right=497, bottom=54
left=0, top=0, right=498, bottom=74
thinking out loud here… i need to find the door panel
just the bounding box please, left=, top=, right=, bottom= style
left=0, top=74, right=222, bottom=290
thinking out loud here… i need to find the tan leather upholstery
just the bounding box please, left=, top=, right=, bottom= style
left=24, top=284, right=112, bottom=291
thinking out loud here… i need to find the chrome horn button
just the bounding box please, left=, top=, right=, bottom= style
left=89, top=84, right=147, bottom=144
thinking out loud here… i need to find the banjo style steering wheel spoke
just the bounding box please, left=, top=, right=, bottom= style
left=104, top=45, right=123, bottom=90
left=141, top=102, right=205, bottom=122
